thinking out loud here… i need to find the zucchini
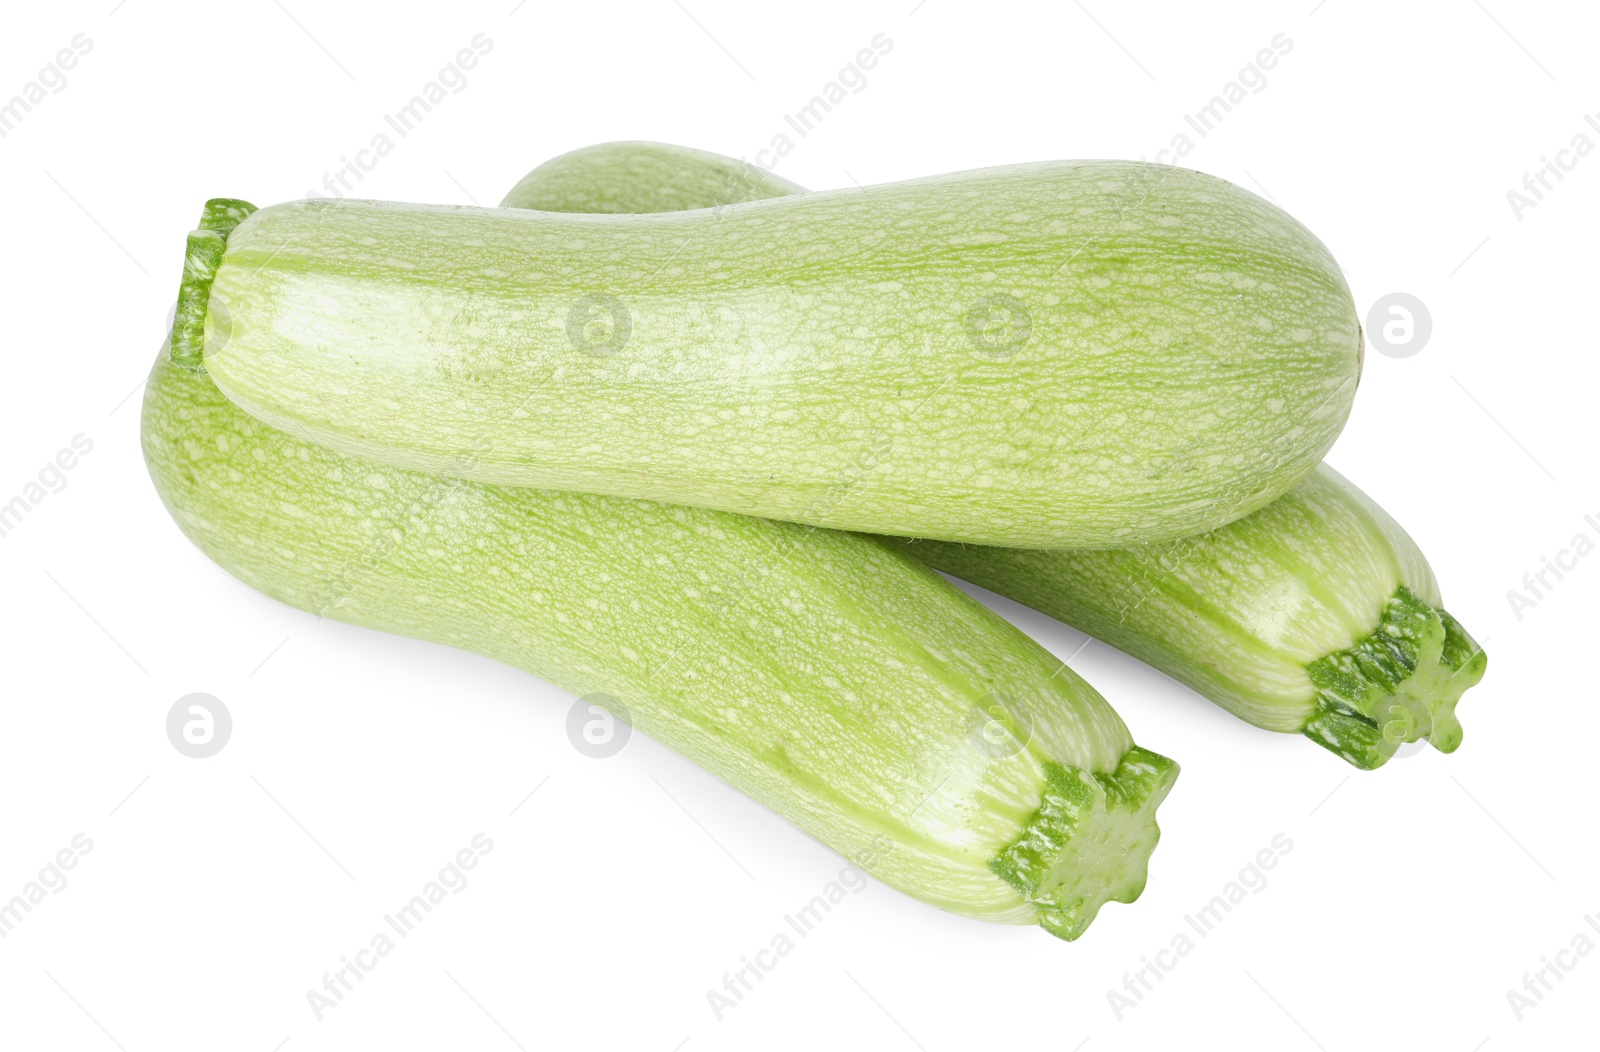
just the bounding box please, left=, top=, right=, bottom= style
left=145, top=201, right=1177, bottom=939
left=501, top=142, right=1487, bottom=769
left=188, top=159, right=1361, bottom=549
left=502, top=140, right=805, bottom=214
left=910, top=465, right=1488, bottom=769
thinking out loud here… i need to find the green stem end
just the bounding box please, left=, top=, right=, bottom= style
left=1302, top=586, right=1488, bottom=770
left=989, top=746, right=1179, bottom=941
left=171, top=198, right=256, bottom=370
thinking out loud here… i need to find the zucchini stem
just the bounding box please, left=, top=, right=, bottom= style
left=1302, top=587, right=1488, bottom=769
left=171, top=198, right=256, bottom=370
left=989, top=746, right=1178, bottom=940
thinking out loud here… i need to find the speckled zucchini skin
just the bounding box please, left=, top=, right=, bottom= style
left=146, top=222, right=1176, bottom=936
left=501, top=142, right=1483, bottom=770
left=911, top=466, right=1486, bottom=769
left=196, top=160, right=1360, bottom=549
left=502, top=140, right=806, bottom=214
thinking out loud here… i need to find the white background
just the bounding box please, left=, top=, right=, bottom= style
left=1, top=1, right=1596, bottom=1048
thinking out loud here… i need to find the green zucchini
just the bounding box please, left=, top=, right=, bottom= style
left=502, top=140, right=805, bottom=214
left=910, top=465, right=1488, bottom=769
left=188, top=159, right=1361, bottom=549
left=501, top=142, right=1486, bottom=769
left=146, top=201, right=1177, bottom=940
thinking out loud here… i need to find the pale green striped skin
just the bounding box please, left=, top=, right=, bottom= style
left=503, top=141, right=806, bottom=214
left=198, top=160, right=1360, bottom=549
left=145, top=317, right=1176, bottom=939
left=911, top=466, right=1487, bottom=769
left=503, top=142, right=1484, bottom=770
